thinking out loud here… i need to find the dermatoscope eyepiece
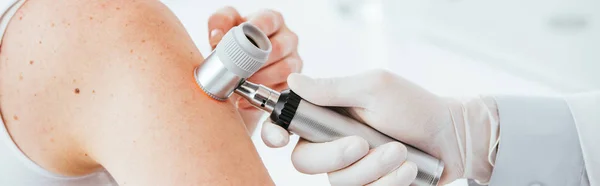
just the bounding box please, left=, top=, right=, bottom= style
left=194, top=22, right=272, bottom=100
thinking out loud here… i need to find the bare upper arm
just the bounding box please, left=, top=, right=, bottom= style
left=0, top=0, right=272, bottom=185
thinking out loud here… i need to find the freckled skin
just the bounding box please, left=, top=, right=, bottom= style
left=0, top=0, right=272, bottom=185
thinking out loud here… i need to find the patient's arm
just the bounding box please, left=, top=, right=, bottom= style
left=0, top=0, right=272, bottom=185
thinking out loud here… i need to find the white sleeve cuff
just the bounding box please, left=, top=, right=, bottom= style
left=488, top=95, right=586, bottom=186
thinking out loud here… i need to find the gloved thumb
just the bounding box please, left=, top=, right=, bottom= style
left=261, top=120, right=290, bottom=148
left=287, top=73, right=373, bottom=107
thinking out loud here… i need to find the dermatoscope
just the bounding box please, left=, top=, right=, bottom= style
left=193, top=22, right=444, bottom=186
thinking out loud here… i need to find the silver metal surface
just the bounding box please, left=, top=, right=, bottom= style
left=288, top=100, right=443, bottom=186
left=194, top=22, right=272, bottom=101
left=234, top=81, right=280, bottom=113
left=194, top=53, right=243, bottom=101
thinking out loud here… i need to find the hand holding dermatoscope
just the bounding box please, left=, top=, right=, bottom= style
left=193, top=22, right=444, bottom=186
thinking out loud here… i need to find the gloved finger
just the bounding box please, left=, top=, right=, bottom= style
left=245, top=9, right=285, bottom=37
left=287, top=72, right=371, bottom=108
left=288, top=69, right=400, bottom=108
left=247, top=53, right=302, bottom=86
left=366, top=161, right=418, bottom=186
left=291, top=136, right=369, bottom=174
left=263, top=27, right=298, bottom=66
left=328, top=142, right=408, bottom=186
left=207, top=6, right=243, bottom=49
left=261, top=120, right=290, bottom=148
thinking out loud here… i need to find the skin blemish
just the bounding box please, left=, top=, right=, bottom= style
left=19, top=16, right=22, bottom=20
left=29, top=60, right=34, bottom=65
left=51, top=23, right=55, bottom=27
left=89, top=16, right=94, bottom=20
left=34, top=93, right=37, bottom=97
left=141, top=39, right=146, bottom=43
left=73, top=79, right=76, bottom=83
left=74, top=88, right=80, bottom=94
left=38, top=41, right=42, bottom=44
left=130, top=49, right=134, bottom=53
left=50, top=138, right=54, bottom=142
left=13, top=115, right=18, bottom=120
left=19, top=73, right=23, bottom=80
left=84, top=153, right=88, bottom=157
left=116, top=7, right=121, bottom=10
left=92, top=90, right=96, bottom=93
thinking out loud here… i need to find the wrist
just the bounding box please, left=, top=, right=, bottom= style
left=446, top=96, right=498, bottom=183
left=463, top=96, right=498, bottom=182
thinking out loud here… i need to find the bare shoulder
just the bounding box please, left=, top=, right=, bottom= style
left=0, top=0, right=270, bottom=184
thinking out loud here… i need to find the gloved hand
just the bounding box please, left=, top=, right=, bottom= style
left=262, top=70, right=500, bottom=185
left=207, top=7, right=302, bottom=133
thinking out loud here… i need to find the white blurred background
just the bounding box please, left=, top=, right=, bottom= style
left=162, top=0, right=599, bottom=185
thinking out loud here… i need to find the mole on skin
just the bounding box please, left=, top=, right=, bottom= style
left=74, top=88, right=80, bottom=94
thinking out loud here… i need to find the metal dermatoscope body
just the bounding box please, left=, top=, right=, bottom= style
left=193, top=22, right=444, bottom=186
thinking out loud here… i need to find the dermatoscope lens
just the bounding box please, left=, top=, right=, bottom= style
left=246, top=35, right=259, bottom=48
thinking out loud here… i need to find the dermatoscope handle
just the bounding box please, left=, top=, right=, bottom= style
left=271, top=90, right=444, bottom=186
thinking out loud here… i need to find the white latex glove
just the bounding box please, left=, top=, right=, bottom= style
left=262, top=70, right=500, bottom=185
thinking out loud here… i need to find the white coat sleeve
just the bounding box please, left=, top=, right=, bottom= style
left=565, top=91, right=600, bottom=186
left=486, top=95, right=589, bottom=186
